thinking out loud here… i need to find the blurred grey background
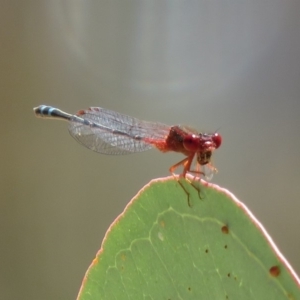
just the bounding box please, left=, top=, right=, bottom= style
left=1, top=1, right=300, bottom=299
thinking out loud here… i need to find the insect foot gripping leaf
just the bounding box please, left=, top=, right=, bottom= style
left=77, top=176, right=300, bottom=300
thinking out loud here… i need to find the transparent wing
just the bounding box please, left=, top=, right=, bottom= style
left=68, top=107, right=170, bottom=155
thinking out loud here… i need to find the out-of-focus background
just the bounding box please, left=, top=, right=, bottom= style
left=1, top=1, right=300, bottom=299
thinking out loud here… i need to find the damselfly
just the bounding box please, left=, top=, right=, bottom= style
left=34, top=105, right=221, bottom=178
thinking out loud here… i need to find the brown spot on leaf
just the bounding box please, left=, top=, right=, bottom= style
left=221, top=225, right=229, bottom=234
left=269, top=265, right=280, bottom=277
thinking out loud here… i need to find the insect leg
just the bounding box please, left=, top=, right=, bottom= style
left=169, top=154, right=196, bottom=206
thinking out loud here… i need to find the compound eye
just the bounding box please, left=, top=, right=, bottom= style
left=183, top=134, right=200, bottom=152
left=212, top=133, right=222, bottom=149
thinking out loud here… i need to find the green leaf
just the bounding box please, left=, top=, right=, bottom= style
left=77, top=177, right=300, bottom=300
